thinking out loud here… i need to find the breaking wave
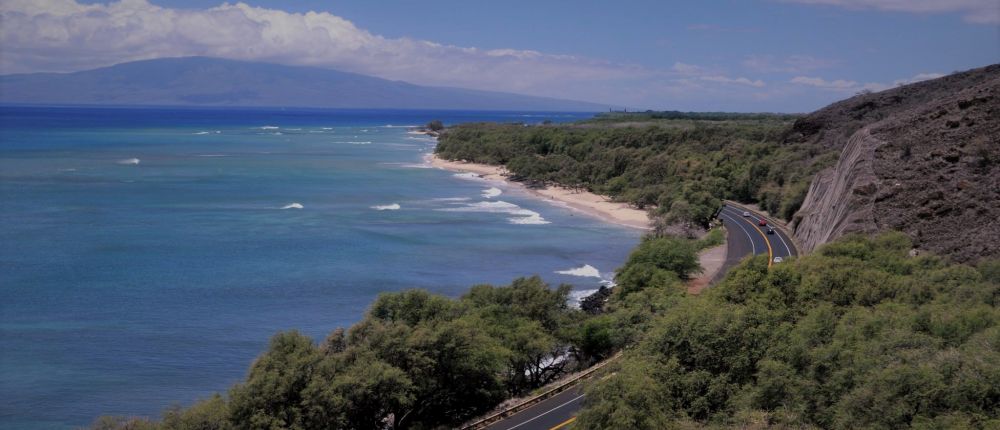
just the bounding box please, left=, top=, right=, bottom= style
left=438, top=200, right=549, bottom=225
left=281, top=203, right=304, bottom=209
left=481, top=187, right=503, bottom=198
left=372, top=203, right=401, bottom=211
left=117, top=158, right=140, bottom=165
left=453, top=172, right=484, bottom=181
left=568, top=289, right=599, bottom=309
left=555, top=264, right=602, bottom=278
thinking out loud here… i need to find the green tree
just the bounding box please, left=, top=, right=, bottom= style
left=228, top=331, right=321, bottom=430
left=426, top=120, right=444, bottom=131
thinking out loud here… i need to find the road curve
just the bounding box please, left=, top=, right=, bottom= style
left=713, top=205, right=796, bottom=282
left=484, top=204, right=797, bottom=429
left=484, top=387, right=584, bottom=430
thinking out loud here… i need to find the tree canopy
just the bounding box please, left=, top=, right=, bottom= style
left=434, top=116, right=835, bottom=227
left=576, top=233, right=1000, bottom=429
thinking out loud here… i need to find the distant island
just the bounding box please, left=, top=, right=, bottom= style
left=0, top=57, right=608, bottom=112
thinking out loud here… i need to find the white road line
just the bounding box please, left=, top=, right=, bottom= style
left=719, top=209, right=756, bottom=255
left=504, top=394, right=586, bottom=430
left=743, top=211, right=793, bottom=257
left=773, top=228, right=793, bottom=257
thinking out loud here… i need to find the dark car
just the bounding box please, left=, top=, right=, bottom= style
left=758, top=219, right=767, bottom=226
left=767, top=227, right=775, bottom=235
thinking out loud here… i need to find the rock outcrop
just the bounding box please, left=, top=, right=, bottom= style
left=792, top=128, right=883, bottom=251
left=790, top=64, right=1000, bottom=262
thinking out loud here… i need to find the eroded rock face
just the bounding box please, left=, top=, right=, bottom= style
left=790, top=64, right=1000, bottom=263
left=792, top=128, right=882, bottom=252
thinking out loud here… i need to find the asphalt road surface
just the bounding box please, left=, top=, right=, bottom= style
left=484, top=204, right=798, bottom=430
left=484, top=387, right=584, bottom=430
left=713, top=204, right=797, bottom=283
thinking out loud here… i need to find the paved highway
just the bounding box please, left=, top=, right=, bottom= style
left=713, top=204, right=797, bottom=282
left=484, top=388, right=583, bottom=430
left=481, top=204, right=797, bottom=430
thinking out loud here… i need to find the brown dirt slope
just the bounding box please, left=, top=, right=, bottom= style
left=790, top=64, right=1000, bottom=263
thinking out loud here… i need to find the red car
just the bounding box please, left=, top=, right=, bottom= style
left=758, top=219, right=767, bottom=226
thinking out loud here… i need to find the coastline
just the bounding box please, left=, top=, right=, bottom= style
left=426, top=153, right=653, bottom=230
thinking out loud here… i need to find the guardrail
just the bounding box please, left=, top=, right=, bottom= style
left=721, top=200, right=801, bottom=255
left=460, top=352, right=622, bottom=430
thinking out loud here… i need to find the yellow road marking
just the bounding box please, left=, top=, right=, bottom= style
left=549, top=416, right=577, bottom=430
left=739, top=215, right=774, bottom=268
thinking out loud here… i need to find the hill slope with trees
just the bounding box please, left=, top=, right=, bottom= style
left=434, top=113, right=834, bottom=231
left=577, top=233, right=1000, bottom=429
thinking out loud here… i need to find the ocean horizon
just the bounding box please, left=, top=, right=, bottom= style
left=0, top=106, right=641, bottom=429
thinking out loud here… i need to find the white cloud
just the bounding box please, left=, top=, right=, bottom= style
left=671, top=62, right=704, bottom=75
left=790, top=76, right=862, bottom=89
left=700, top=75, right=766, bottom=87
left=791, top=71, right=946, bottom=92
left=743, top=54, right=838, bottom=73
left=780, top=0, right=1000, bottom=24
left=893, top=72, right=946, bottom=86
left=0, top=0, right=644, bottom=98
left=10, top=0, right=950, bottom=113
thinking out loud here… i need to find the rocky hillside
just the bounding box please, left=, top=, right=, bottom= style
left=790, top=64, right=999, bottom=262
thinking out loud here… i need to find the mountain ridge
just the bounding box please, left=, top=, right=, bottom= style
left=789, top=63, right=1000, bottom=262
left=0, top=57, right=607, bottom=112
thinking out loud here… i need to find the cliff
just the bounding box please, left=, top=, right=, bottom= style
left=790, top=64, right=1000, bottom=262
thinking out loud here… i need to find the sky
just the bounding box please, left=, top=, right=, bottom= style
left=1, top=0, right=997, bottom=111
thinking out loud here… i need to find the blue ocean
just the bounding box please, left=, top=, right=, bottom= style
left=0, top=107, right=641, bottom=429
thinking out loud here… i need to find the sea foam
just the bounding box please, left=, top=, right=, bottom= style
left=372, top=203, right=401, bottom=211
left=555, top=264, right=602, bottom=278
left=439, top=200, right=549, bottom=225
left=380, top=162, right=433, bottom=169
left=568, top=289, right=599, bottom=309
left=453, top=172, right=484, bottom=180
left=482, top=187, right=503, bottom=198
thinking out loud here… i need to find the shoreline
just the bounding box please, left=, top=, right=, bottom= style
left=426, top=153, right=653, bottom=230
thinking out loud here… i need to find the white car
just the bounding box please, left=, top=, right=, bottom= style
left=773, top=256, right=784, bottom=263
left=742, top=211, right=751, bottom=217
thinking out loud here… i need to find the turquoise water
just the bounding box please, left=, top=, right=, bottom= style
left=0, top=107, right=641, bottom=429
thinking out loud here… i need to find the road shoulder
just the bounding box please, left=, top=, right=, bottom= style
left=687, top=242, right=727, bottom=294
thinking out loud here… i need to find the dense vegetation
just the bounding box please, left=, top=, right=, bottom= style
left=92, top=232, right=999, bottom=430
left=434, top=113, right=838, bottom=228
left=91, top=109, right=1000, bottom=429
left=90, top=234, right=711, bottom=430
left=586, top=111, right=802, bottom=123
left=577, top=233, right=1000, bottom=429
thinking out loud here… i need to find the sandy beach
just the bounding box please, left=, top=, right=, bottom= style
left=427, top=154, right=653, bottom=230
